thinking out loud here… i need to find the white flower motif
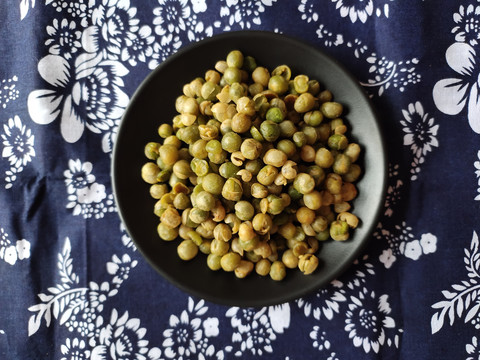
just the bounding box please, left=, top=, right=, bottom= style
left=106, top=254, right=138, bottom=286
left=163, top=310, right=202, bottom=359
left=148, top=36, right=182, bottom=70
left=61, top=338, right=91, bottom=360
left=332, top=0, right=374, bottom=23
left=77, top=183, right=107, bottom=204
left=298, top=0, right=319, bottom=23
left=219, top=0, right=277, bottom=30
left=379, top=248, right=396, bottom=269
left=203, top=317, right=219, bottom=337
left=316, top=24, right=344, bottom=47
left=89, top=281, right=118, bottom=313
left=187, top=21, right=213, bottom=43
left=16, top=239, right=31, bottom=260
left=226, top=307, right=277, bottom=356
left=64, top=159, right=96, bottom=194
left=1, top=115, right=35, bottom=169
left=27, top=54, right=129, bottom=146
left=84, top=0, right=140, bottom=60
left=121, top=25, right=155, bottom=67
left=3, top=245, right=17, bottom=265
left=433, top=42, right=480, bottom=133
left=309, top=325, right=331, bottom=351
left=345, top=289, right=396, bottom=353
left=452, top=4, right=480, bottom=46
left=45, top=18, right=82, bottom=59
left=467, top=336, right=480, bottom=360
left=420, top=233, right=437, bottom=254
left=401, top=102, right=439, bottom=159
left=47, top=0, right=90, bottom=25
left=297, top=283, right=347, bottom=320
left=91, top=309, right=160, bottom=360
left=153, top=0, right=191, bottom=36
left=401, top=240, right=422, bottom=261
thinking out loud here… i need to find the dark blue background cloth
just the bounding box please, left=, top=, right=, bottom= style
left=1, top=0, right=479, bottom=359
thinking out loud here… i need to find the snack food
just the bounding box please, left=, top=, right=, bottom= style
left=141, top=50, right=362, bottom=281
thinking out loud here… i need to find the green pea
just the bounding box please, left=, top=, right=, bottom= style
left=328, top=134, right=348, bottom=150
left=145, top=142, right=161, bottom=160
left=202, top=173, right=224, bottom=195
left=268, top=75, right=289, bottom=95
left=321, top=101, right=343, bottom=118
left=195, top=191, right=216, bottom=211
left=223, top=67, right=242, bottom=85
left=266, top=107, right=284, bottom=123
left=226, top=50, right=244, bottom=68
left=177, top=239, right=198, bottom=261
left=235, top=201, right=255, bottom=221
left=219, top=162, right=240, bottom=179
left=260, top=120, right=280, bottom=142
left=222, top=178, right=243, bottom=201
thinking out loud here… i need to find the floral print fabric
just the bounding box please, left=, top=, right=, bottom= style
left=0, top=0, right=478, bottom=359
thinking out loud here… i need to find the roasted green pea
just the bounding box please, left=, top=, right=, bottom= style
left=222, top=178, right=243, bottom=201
left=221, top=131, right=242, bottom=152
left=235, top=201, right=255, bottom=221
left=260, top=120, right=280, bottom=142
left=177, top=239, right=198, bottom=261
left=321, top=101, right=343, bottom=118
left=270, top=261, right=286, bottom=281
left=202, top=173, right=224, bottom=195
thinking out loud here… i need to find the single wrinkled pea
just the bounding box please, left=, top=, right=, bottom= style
left=195, top=191, right=216, bottom=211
left=234, top=260, right=254, bottom=278
left=293, top=173, right=315, bottom=194
left=330, top=220, right=349, bottom=241
left=252, top=213, right=273, bottom=235
left=214, top=223, right=232, bottom=242
left=240, top=138, right=263, bottom=160
left=257, top=165, right=278, bottom=186
left=263, top=149, right=287, bottom=167
left=304, top=110, right=324, bottom=127
left=294, top=92, right=316, bottom=113
left=328, top=133, right=349, bottom=150
left=298, top=254, right=319, bottom=274
left=222, top=178, right=243, bottom=201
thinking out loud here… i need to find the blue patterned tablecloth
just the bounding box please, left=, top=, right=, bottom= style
left=1, top=1, right=479, bottom=359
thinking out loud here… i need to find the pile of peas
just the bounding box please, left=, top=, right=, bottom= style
left=141, top=50, right=362, bottom=281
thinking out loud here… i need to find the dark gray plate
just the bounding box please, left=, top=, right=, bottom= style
left=112, top=31, right=387, bottom=307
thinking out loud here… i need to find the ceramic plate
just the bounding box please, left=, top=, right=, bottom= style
left=112, top=31, right=387, bottom=307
